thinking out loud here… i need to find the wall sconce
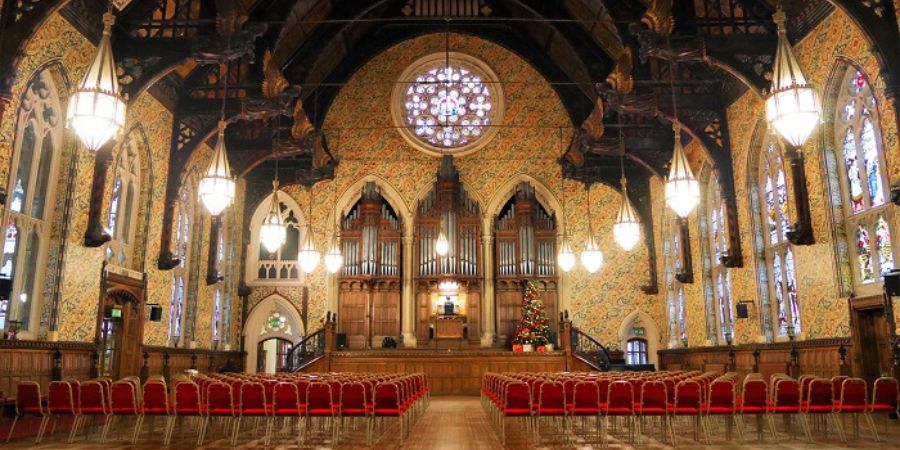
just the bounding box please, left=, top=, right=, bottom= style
left=724, top=331, right=733, bottom=346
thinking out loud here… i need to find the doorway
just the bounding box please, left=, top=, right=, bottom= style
left=849, top=295, right=892, bottom=386
left=94, top=266, right=146, bottom=379
left=256, top=337, right=292, bottom=373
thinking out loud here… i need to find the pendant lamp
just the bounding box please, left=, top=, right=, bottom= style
left=580, top=186, right=604, bottom=273
left=259, top=180, right=286, bottom=253
left=765, top=8, right=821, bottom=147
left=664, top=121, right=700, bottom=218
left=557, top=238, right=576, bottom=272
left=198, top=120, right=236, bottom=215
left=614, top=178, right=641, bottom=251
left=66, top=11, right=126, bottom=151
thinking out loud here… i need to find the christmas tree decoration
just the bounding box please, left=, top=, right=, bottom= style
left=511, top=280, right=554, bottom=348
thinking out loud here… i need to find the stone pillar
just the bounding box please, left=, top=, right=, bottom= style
left=401, top=234, right=417, bottom=347
left=480, top=233, right=495, bottom=347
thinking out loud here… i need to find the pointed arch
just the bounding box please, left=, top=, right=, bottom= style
left=246, top=190, right=307, bottom=285
left=483, top=174, right=566, bottom=235
left=617, top=309, right=661, bottom=367
left=331, top=175, right=413, bottom=237
left=243, top=293, right=304, bottom=373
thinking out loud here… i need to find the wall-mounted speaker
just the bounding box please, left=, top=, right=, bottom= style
left=336, top=333, right=348, bottom=349
left=736, top=303, right=750, bottom=319
left=884, top=270, right=900, bottom=296
left=149, top=305, right=163, bottom=322
left=0, top=278, right=11, bottom=301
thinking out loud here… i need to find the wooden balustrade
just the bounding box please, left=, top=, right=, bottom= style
left=0, top=340, right=244, bottom=398
left=658, top=338, right=852, bottom=381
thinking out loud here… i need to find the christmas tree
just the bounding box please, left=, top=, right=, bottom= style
left=512, top=280, right=554, bottom=347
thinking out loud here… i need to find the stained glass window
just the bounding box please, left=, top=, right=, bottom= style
left=626, top=339, right=648, bottom=365
left=834, top=66, right=893, bottom=288
left=2, top=69, right=62, bottom=333
left=667, top=218, right=688, bottom=346
left=705, top=177, right=733, bottom=343
left=168, top=182, right=194, bottom=341
left=759, top=136, right=801, bottom=338
left=212, top=290, right=221, bottom=343
left=108, top=177, right=121, bottom=237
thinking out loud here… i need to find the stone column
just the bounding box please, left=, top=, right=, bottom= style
left=480, top=233, right=495, bottom=347
left=401, top=234, right=417, bottom=347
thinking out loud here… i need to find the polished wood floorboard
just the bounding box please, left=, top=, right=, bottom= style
left=5, top=396, right=899, bottom=449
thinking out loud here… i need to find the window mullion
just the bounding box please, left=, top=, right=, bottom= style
left=854, top=121, right=872, bottom=210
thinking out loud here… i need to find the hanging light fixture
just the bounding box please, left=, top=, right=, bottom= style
left=324, top=179, right=343, bottom=274
left=259, top=181, right=286, bottom=253
left=66, top=9, right=126, bottom=151
left=435, top=230, right=450, bottom=257
left=765, top=7, right=821, bottom=148
left=198, top=120, right=236, bottom=215
left=297, top=190, right=320, bottom=274
left=580, top=186, right=604, bottom=273
left=613, top=117, right=641, bottom=251
left=555, top=129, right=575, bottom=272
left=664, top=121, right=699, bottom=218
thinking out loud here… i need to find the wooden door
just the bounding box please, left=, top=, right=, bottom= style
left=95, top=265, right=146, bottom=379
left=338, top=281, right=368, bottom=349
left=495, top=280, right=523, bottom=346
left=370, top=281, right=401, bottom=346
left=849, top=295, right=892, bottom=386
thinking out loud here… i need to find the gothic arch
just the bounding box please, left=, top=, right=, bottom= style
left=483, top=174, right=566, bottom=235
left=243, top=293, right=304, bottom=373
left=617, top=309, right=661, bottom=367
left=331, top=175, right=413, bottom=237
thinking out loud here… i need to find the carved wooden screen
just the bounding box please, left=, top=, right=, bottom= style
left=495, top=183, right=558, bottom=346
left=338, top=182, right=402, bottom=349
left=415, top=156, right=482, bottom=344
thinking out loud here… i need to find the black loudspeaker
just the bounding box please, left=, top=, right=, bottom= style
left=336, top=333, right=348, bottom=349
left=149, top=305, right=163, bottom=322
left=884, top=270, right=900, bottom=296
left=0, top=278, right=11, bottom=301
left=736, top=303, right=750, bottom=319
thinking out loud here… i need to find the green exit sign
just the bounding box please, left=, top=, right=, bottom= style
left=110, top=307, right=122, bottom=318
left=632, top=327, right=645, bottom=336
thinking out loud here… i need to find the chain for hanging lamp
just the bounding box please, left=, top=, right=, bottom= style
left=663, top=49, right=699, bottom=218
left=324, top=174, right=343, bottom=274
left=66, top=8, right=126, bottom=151
left=556, top=128, right=575, bottom=272
left=199, top=58, right=236, bottom=216
left=297, top=187, right=320, bottom=274
left=765, top=6, right=821, bottom=147
left=613, top=115, right=641, bottom=251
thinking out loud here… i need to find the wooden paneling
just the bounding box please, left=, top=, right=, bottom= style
left=141, top=346, right=244, bottom=382
left=320, top=350, right=568, bottom=395
left=658, top=338, right=852, bottom=382
left=0, top=341, right=92, bottom=398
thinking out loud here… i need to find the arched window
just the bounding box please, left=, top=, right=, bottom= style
left=1, top=69, right=63, bottom=332
left=706, top=176, right=734, bottom=343
left=833, top=67, right=893, bottom=290
left=168, top=185, right=194, bottom=344
left=759, top=136, right=801, bottom=337
left=212, top=216, right=227, bottom=345
left=105, top=132, right=141, bottom=267
left=626, top=338, right=649, bottom=365
left=666, top=219, right=688, bottom=346
left=246, top=193, right=305, bottom=284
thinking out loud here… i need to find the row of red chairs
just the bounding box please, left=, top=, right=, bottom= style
left=482, top=370, right=899, bottom=447
left=6, top=371, right=429, bottom=446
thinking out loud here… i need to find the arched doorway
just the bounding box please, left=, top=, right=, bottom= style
left=256, top=337, right=293, bottom=373
left=618, top=310, right=661, bottom=368
left=243, top=294, right=303, bottom=373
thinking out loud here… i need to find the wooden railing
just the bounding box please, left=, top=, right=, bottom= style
left=285, top=328, right=326, bottom=372
left=570, top=326, right=611, bottom=371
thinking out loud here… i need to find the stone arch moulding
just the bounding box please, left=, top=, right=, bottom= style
left=617, top=309, right=661, bottom=367
left=331, top=175, right=414, bottom=237
left=245, top=188, right=308, bottom=285
left=482, top=173, right=566, bottom=235
left=243, top=293, right=304, bottom=374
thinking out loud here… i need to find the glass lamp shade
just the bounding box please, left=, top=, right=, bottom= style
left=580, top=236, right=604, bottom=273
left=297, top=226, right=320, bottom=274
left=557, top=238, right=576, bottom=272
left=324, top=243, right=344, bottom=274
left=66, top=12, right=126, bottom=151
left=613, top=187, right=641, bottom=251
left=198, top=122, right=236, bottom=216
left=435, top=231, right=449, bottom=256
left=765, top=8, right=821, bottom=148
left=665, top=124, right=700, bottom=218
left=259, top=191, right=286, bottom=253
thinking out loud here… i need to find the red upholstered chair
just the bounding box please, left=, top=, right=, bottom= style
left=498, top=381, right=531, bottom=445
left=705, top=379, right=742, bottom=442
left=104, top=380, right=142, bottom=444
left=770, top=378, right=810, bottom=441
left=7, top=381, right=45, bottom=443
left=837, top=378, right=876, bottom=440
left=802, top=378, right=841, bottom=442
left=535, top=380, right=567, bottom=443
left=337, top=381, right=369, bottom=443
left=38, top=380, right=79, bottom=443
left=672, top=379, right=707, bottom=444
left=636, top=380, right=673, bottom=445
left=233, top=381, right=269, bottom=445
left=305, top=381, right=338, bottom=444
left=136, top=379, right=170, bottom=443
left=868, top=377, right=899, bottom=441
left=200, top=382, right=234, bottom=445
left=369, top=382, right=405, bottom=446
left=604, top=380, right=635, bottom=445
left=739, top=377, right=772, bottom=440
left=831, top=376, right=848, bottom=403
left=165, top=381, right=203, bottom=445
left=570, top=380, right=601, bottom=443
left=73, top=380, right=110, bottom=442
left=270, top=381, right=303, bottom=445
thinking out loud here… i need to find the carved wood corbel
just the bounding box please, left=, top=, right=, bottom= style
left=206, top=215, right=224, bottom=285
left=84, top=140, right=116, bottom=247
left=674, top=217, right=694, bottom=284
left=784, top=145, right=815, bottom=246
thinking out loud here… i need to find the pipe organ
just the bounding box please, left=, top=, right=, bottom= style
left=415, top=156, right=482, bottom=345
left=495, top=182, right=558, bottom=345
left=338, top=182, right=402, bottom=349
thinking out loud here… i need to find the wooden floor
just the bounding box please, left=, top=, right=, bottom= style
left=4, top=396, right=899, bottom=449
